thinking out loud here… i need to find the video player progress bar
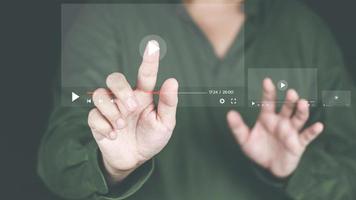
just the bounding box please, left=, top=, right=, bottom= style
left=86, top=91, right=208, bottom=95
left=177, top=91, right=208, bottom=95
left=251, top=100, right=316, bottom=103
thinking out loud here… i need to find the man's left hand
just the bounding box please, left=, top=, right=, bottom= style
left=227, top=78, right=324, bottom=178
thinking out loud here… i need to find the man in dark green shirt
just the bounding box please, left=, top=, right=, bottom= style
left=38, top=0, right=356, bottom=199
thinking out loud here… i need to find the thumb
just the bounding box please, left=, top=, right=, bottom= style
left=157, top=78, right=179, bottom=130
left=227, top=110, right=250, bottom=145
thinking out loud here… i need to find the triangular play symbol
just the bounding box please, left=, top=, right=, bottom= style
left=72, top=92, right=80, bottom=102
left=147, top=40, right=160, bottom=55
left=280, top=82, right=285, bottom=88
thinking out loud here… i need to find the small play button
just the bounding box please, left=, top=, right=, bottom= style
left=139, top=34, right=167, bottom=60
left=72, top=92, right=80, bottom=102
left=277, top=80, right=288, bottom=91
left=147, top=40, right=160, bottom=55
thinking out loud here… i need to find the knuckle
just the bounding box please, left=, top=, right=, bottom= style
left=278, top=119, right=290, bottom=132
left=92, top=88, right=107, bottom=102
left=285, top=102, right=294, bottom=109
left=296, top=110, right=309, bottom=120
left=104, top=110, right=119, bottom=121
left=139, top=66, right=156, bottom=78
left=96, top=122, right=111, bottom=134
left=263, top=92, right=273, bottom=100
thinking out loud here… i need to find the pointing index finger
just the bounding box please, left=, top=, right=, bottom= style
left=137, top=40, right=160, bottom=92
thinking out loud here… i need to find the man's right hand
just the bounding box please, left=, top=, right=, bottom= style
left=87, top=40, right=179, bottom=183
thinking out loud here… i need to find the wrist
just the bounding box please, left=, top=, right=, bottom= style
left=252, top=161, right=291, bottom=189
left=102, top=157, right=138, bottom=185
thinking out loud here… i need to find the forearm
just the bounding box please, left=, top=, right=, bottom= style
left=38, top=112, right=155, bottom=200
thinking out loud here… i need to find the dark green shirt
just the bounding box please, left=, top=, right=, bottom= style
left=38, top=0, right=356, bottom=199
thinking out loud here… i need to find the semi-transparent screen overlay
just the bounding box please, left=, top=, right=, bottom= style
left=61, top=4, right=245, bottom=107
left=61, top=4, right=351, bottom=108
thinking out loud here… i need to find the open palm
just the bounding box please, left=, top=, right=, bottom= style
left=227, top=78, right=323, bottom=178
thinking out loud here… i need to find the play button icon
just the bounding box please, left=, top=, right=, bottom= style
left=139, top=34, right=167, bottom=60
left=277, top=80, right=288, bottom=91
left=72, top=92, right=80, bottom=102
left=147, top=40, right=160, bottom=55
